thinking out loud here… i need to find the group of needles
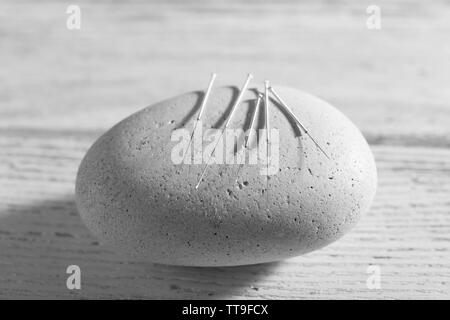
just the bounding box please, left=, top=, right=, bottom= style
left=184, top=73, right=329, bottom=196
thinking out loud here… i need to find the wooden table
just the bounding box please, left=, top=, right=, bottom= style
left=1, top=0, right=449, bottom=299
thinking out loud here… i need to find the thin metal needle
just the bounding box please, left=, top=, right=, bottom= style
left=195, top=73, right=253, bottom=190
left=182, top=73, right=217, bottom=164
left=264, top=80, right=270, bottom=202
left=269, top=86, right=330, bottom=159
left=234, top=93, right=263, bottom=183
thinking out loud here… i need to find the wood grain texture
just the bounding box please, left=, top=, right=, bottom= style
left=0, top=0, right=449, bottom=299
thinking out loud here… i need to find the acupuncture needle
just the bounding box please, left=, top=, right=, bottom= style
left=264, top=81, right=270, bottom=202
left=195, top=73, right=253, bottom=190
left=269, top=86, right=330, bottom=159
left=182, top=73, right=217, bottom=164
left=234, top=92, right=263, bottom=183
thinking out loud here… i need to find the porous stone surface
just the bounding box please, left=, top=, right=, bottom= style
left=75, top=86, right=377, bottom=266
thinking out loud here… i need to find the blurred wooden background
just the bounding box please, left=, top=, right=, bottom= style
left=0, top=0, right=449, bottom=299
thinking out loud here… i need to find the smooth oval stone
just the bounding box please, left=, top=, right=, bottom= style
left=75, top=86, right=377, bottom=266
